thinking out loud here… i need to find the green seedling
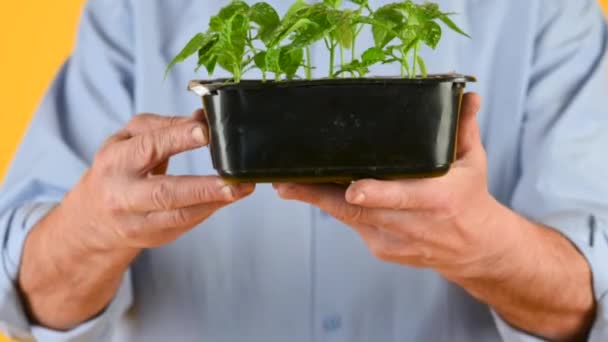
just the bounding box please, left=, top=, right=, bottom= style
left=166, top=0, right=469, bottom=81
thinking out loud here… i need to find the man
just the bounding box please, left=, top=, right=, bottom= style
left=1, top=0, right=607, bottom=341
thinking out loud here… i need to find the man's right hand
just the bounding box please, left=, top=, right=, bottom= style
left=18, top=111, right=254, bottom=330
left=68, top=110, right=254, bottom=251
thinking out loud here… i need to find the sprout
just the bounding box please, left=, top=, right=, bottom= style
left=166, top=0, right=469, bottom=82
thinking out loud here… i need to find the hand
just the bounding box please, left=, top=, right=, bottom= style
left=19, top=110, right=255, bottom=329
left=274, top=93, right=597, bottom=340
left=273, top=93, right=508, bottom=279
left=61, top=110, right=255, bottom=251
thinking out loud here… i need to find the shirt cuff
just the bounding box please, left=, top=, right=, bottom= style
left=1, top=202, right=60, bottom=336
left=491, top=213, right=608, bottom=341
left=1, top=202, right=133, bottom=341
left=4, top=203, right=59, bottom=280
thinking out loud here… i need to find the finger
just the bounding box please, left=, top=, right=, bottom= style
left=151, top=160, right=170, bottom=176
left=142, top=202, right=226, bottom=233
left=273, top=183, right=428, bottom=263
left=274, top=182, right=427, bottom=228
left=456, top=93, right=482, bottom=160
left=126, top=111, right=206, bottom=175
left=96, top=130, right=133, bottom=164
left=274, top=183, right=375, bottom=225
left=102, top=130, right=132, bottom=146
left=125, top=111, right=202, bottom=136
left=120, top=121, right=209, bottom=174
left=191, top=108, right=206, bottom=122
left=273, top=183, right=386, bottom=246
left=345, top=178, right=451, bottom=210
left=122, top=201, right=227, bottom=248
left=126, top=176, right=255, bottom=211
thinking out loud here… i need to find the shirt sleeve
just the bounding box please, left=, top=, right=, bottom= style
left=0, top=0, right=136, bottom=340
left=492, top=0, right=608, bottom=341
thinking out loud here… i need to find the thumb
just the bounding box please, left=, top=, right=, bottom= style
left=456, top=92, right=482, bottom=160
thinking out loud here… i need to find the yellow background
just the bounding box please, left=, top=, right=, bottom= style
left=0, top=2, right=84, bottom=180
left=1, top=1, right=608, bottom=181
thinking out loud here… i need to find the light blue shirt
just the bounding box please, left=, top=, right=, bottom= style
left=1, top=0, right=608, bottom=341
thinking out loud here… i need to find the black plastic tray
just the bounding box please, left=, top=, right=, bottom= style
left=189, top=75, right=476, bottom=183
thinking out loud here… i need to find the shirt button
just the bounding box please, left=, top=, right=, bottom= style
left=322, top=315, right=342, bottom=332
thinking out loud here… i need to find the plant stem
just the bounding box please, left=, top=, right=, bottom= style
left=352, top=24, right=363, bottom=62
left=275, top=72, right=280, bottom=82
left=399, top=49, right=410, bottom=78
left=305, top=46, right=312, bottom=80
left=412, top=41, right=419, bottom=78
left=233, top=65, right=241, bottom=83
left=399, top=48, right=405, bottom=78
left=351, top=27, right=357, bottom=63
left=329, top=42, right=336, bottom=79
left=340, top=46, right=345, bottom=73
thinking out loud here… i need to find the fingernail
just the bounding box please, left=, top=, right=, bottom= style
left=276, top=184, right=295, bottom=197
left=221, top=185, right=235, bottom=200
left=240, top=183, right=256, bottom=193
left=192, top=126, right=207, bottom=145
left=350, top=192, right=366, bottom=204
left=277, top=186, right=288, bottom=197
left=192, top=109, right=206, bottom=121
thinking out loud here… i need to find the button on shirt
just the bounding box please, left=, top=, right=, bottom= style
left=1, top=0, right=608, bottom=341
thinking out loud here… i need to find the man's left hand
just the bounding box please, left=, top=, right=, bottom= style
left=273, top=93, right=510, bottom=280
left=273, top=93, right=596, bottom=341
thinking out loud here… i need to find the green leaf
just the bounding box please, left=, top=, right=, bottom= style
left=230, top=14, right=249, bottom=59
left=330, top=10, right=356, bottom=49
left=287, top=5, right=334, bottom=49
left=270, top=18, right=317, bottom=48
left=279, top=47, right=304, bottom=79
left=371, top=4, right=404, bottom=48
left=218, top=1, right=250, bottom=21
left=383, top=44, right=401, bottom=58
left=416, top=2, right=442, bottom=21
left=254, top=51, right=267, bottom=70
left=165, top=33, right=210, bottom=77
left=323, top=0, right=342, bottom=9
left=416, top=55, right=427, bottom=78
left=203, top=56, right=218, bottom=75
left=421, top=21, right=442, bottom=49
left=439, top=14, right=470, bottom=38
left=265, top=48, right=282, bottom=73
left=209, top=1, right=250, bottom=33
left=334, top=59, right=369, bottom=77
left=290, top=24, right=328, bottom=49
left=403, top=38, right=419, bottom=55
left=209, top=17, right=224, bottom=32
left=347, top=0, right=368, bottom=5
left=195, top=39, right=219, bottom=75
left=249, top=2, right=280, bottom=44
left=217, top=50, right=238, bottom=77
left=372, top=24, right=389, bottom=48
left=361, top=47, right=385, bottom=65
left=208, top=56, right=218, bottom=74
left=285, top=0, right=310, bottom=19
left=211, top=12, right=250, bottom=80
